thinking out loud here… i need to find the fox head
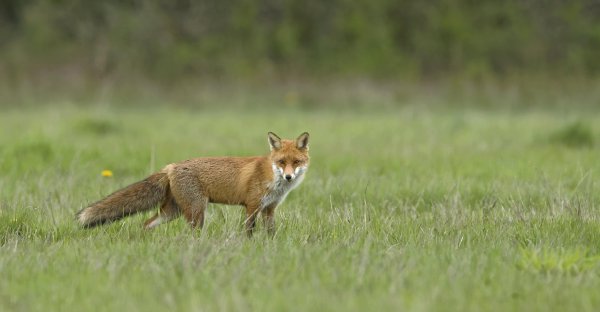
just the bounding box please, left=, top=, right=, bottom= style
left=268, top=132, right=310, bottom=182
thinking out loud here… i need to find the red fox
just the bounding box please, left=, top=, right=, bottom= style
left=77, top=132, right=310, bottom=236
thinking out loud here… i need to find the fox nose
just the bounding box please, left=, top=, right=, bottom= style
left=285, top=174, right=293, bottom=181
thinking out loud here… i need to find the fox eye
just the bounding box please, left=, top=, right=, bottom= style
left=278, top=160, right=285, bottom=165
left=293, top=160, right=301, bottom=165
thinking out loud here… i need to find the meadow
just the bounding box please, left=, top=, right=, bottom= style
left=1, top=99, right=600, bottom=311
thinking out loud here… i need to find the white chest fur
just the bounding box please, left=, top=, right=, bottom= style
left=260, top=165, right=306, bottom=209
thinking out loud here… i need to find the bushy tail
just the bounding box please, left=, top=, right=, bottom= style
left=77, top=172, right=169, bottom=228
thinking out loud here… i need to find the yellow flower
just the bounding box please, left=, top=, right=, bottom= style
left=101, top=170, right=113, bottom=177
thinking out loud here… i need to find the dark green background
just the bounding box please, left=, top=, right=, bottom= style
left=2, top=0, right=599, bottom=80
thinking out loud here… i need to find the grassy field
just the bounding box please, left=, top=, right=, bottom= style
left=1, top=104, right=600, bottom=311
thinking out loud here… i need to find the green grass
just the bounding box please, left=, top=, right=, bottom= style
left=1, top=105, right=600, bottom=311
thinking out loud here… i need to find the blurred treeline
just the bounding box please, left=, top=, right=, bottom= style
left=1, top=0, right=600, bottom=82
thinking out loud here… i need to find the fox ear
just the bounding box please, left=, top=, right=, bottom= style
left=268, top=132, right=282, bottom=150
left=296, top=132, right=309, bottom=150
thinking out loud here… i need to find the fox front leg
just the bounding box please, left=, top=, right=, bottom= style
left=262, top=204, right=277, bottom=237
left=244, top=204, right=259, bottom=238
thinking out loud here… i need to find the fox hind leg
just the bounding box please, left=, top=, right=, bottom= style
left=180, top=195, right=208, bottom=229
left=169, top=169, right=208, bottom=229
left=144, top=189, right=181, bottom=229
